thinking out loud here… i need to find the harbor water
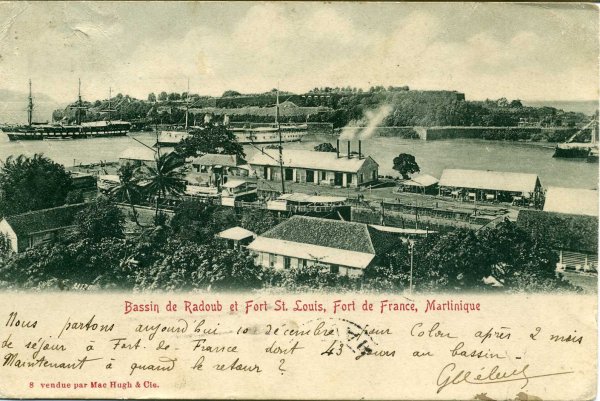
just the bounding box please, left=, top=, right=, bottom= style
left=0, top=131, right=597, bottom=190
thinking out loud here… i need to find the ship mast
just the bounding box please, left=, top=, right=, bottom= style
left=27, top=79, right=33, bottom=126
left=185, top=78, right=189, bottom=130
left=108, top=87, right=112, bottom=124
left=276, top=89, right=285, bottom=194
left=76, top=78, right=82, bottom=125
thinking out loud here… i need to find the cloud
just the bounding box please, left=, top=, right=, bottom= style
left=0, top=2, right=596, bottom=105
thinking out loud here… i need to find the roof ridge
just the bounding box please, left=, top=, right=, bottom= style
left=5, top=202, right=86, bottom=220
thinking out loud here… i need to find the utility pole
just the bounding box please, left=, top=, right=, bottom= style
left=277, top=89, right=285, bottom=194
left=27, top=79, right=33, bottom=126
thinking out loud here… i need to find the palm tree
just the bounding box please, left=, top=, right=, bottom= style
left=110, top=163, right=143, bottom=227
left=143, top=151, right=187, bottom=218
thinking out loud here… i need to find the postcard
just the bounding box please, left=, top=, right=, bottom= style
left=0, top=2, right=597, bottom=400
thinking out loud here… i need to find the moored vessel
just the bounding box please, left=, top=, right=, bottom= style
left=1, top=80, right=131, bottom=141
left=553, top=117, right=598, bottom=160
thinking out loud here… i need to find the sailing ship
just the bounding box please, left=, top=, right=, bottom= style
left=155, top=90, right=308, bottom=147
left=553, top=117, right=598, bottom=162
left=1, top=80, right=131, bottom=141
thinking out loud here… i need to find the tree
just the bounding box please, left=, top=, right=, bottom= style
left=142, top=152, right=186, bottom=218
left=240, top=209, right=278, bottom=235
left=0, top=154, right=73, bottom=216
left=110, top=163, right=143, bottom=227
left=158, top=91, right=168, bottom=101
left=222, top=90, right=242, bottom=97
left=175, top=123, right=245, bottom=159
left=147, top=93, right=157, bottom=102
left=74, top=197, right=124, bottom=242
left=167, top=92, right=181, bottom=101
left=313, top=143, right=337, bottom=152
left=392, top=153, right=420, bottom=179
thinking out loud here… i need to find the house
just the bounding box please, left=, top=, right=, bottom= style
left=247, top=215, right=397, bottom=277
left=187, top=153, right=249, bottom=187
left=438, top=168, right=542, bottom=205
left=396, top=173, right=439, bottom=194
left=217, top=226, right=256, bottom=249
left=0, top=204, right=87, bottom=253
left=248, top=146, right=378, bottom=188
left=543, top=187, right=598, bottom=217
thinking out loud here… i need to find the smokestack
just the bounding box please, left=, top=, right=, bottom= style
left=359, top=140, right=362, bottom=159
left=336, top=139, right=340, bottom=158
left=347, top=141, right=351, bottom=159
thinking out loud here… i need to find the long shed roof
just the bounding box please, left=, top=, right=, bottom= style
left=438, top=169, right=540, bottom=193
left=3, top=203, right=87, bottom=237
left=543, top=186, right=598, bottom=217
left=248, top=149, right=376, bottom=173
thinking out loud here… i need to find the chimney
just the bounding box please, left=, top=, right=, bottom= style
left=336, top=139, right=340, bottom=158
left=358, top=140, right=362, bottom=159
left=347, top=141, right=351, bottom=159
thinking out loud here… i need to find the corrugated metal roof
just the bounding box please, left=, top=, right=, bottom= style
left=398, top=173, right=439, bottom=187
left=248, top=149, right=376, bottom=173
left=119, top=147, right=158, bottom=162
left=222, top=179, right=248, bottom=188
left=543, top=186, right=598, bottom=217
left=247, top=237, right=374, bottom=269
left=438, top=169, right=540, bottom=193
left=191, top=153, right=239, bottom=167
left=4, top=203, right=87, bottom=237
left=217, top=226, right=256, bottom=241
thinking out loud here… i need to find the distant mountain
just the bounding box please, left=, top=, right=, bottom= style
left=0, top=89, right=64, bottom=124
left=523, top=100, right=599, bottom=116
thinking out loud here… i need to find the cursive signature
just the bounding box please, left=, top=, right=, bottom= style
left=436, top=362, right=573, bottom=394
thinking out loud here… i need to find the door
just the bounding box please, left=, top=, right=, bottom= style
left=285, top=168, right=294, bottom=181
left=306, top=170, right=315, bottom=183
left=334, top=172, right=343, bottom=186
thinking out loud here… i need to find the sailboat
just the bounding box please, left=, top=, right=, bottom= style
left=1, top=79, right=131, bottom=141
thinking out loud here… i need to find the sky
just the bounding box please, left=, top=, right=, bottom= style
left=0, top=2, right=598, bottom=103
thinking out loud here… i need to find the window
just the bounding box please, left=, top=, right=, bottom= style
left=306, top=170, right=315, bottom=182
left=347, top=173, right=353, bottom=184
left=269, top=253, right=276, bottom=267
left=359, top=173, right=363, bottom=183
left=284, top=257, right=291, bottom=269
left=330, top=265, right=339, bottom=274
left=321, top=171, right=327, bottom=180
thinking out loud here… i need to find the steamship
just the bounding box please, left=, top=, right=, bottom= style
left=156, top=90, right=307, bottom=147
left=1, top=80, right=131, bottom=141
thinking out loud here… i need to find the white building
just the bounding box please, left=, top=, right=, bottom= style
left=248, top=148, right=378, bottom=188
left=0, top=204, right=86, bottom=253
left=247, top=215, right=397, bottom=277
